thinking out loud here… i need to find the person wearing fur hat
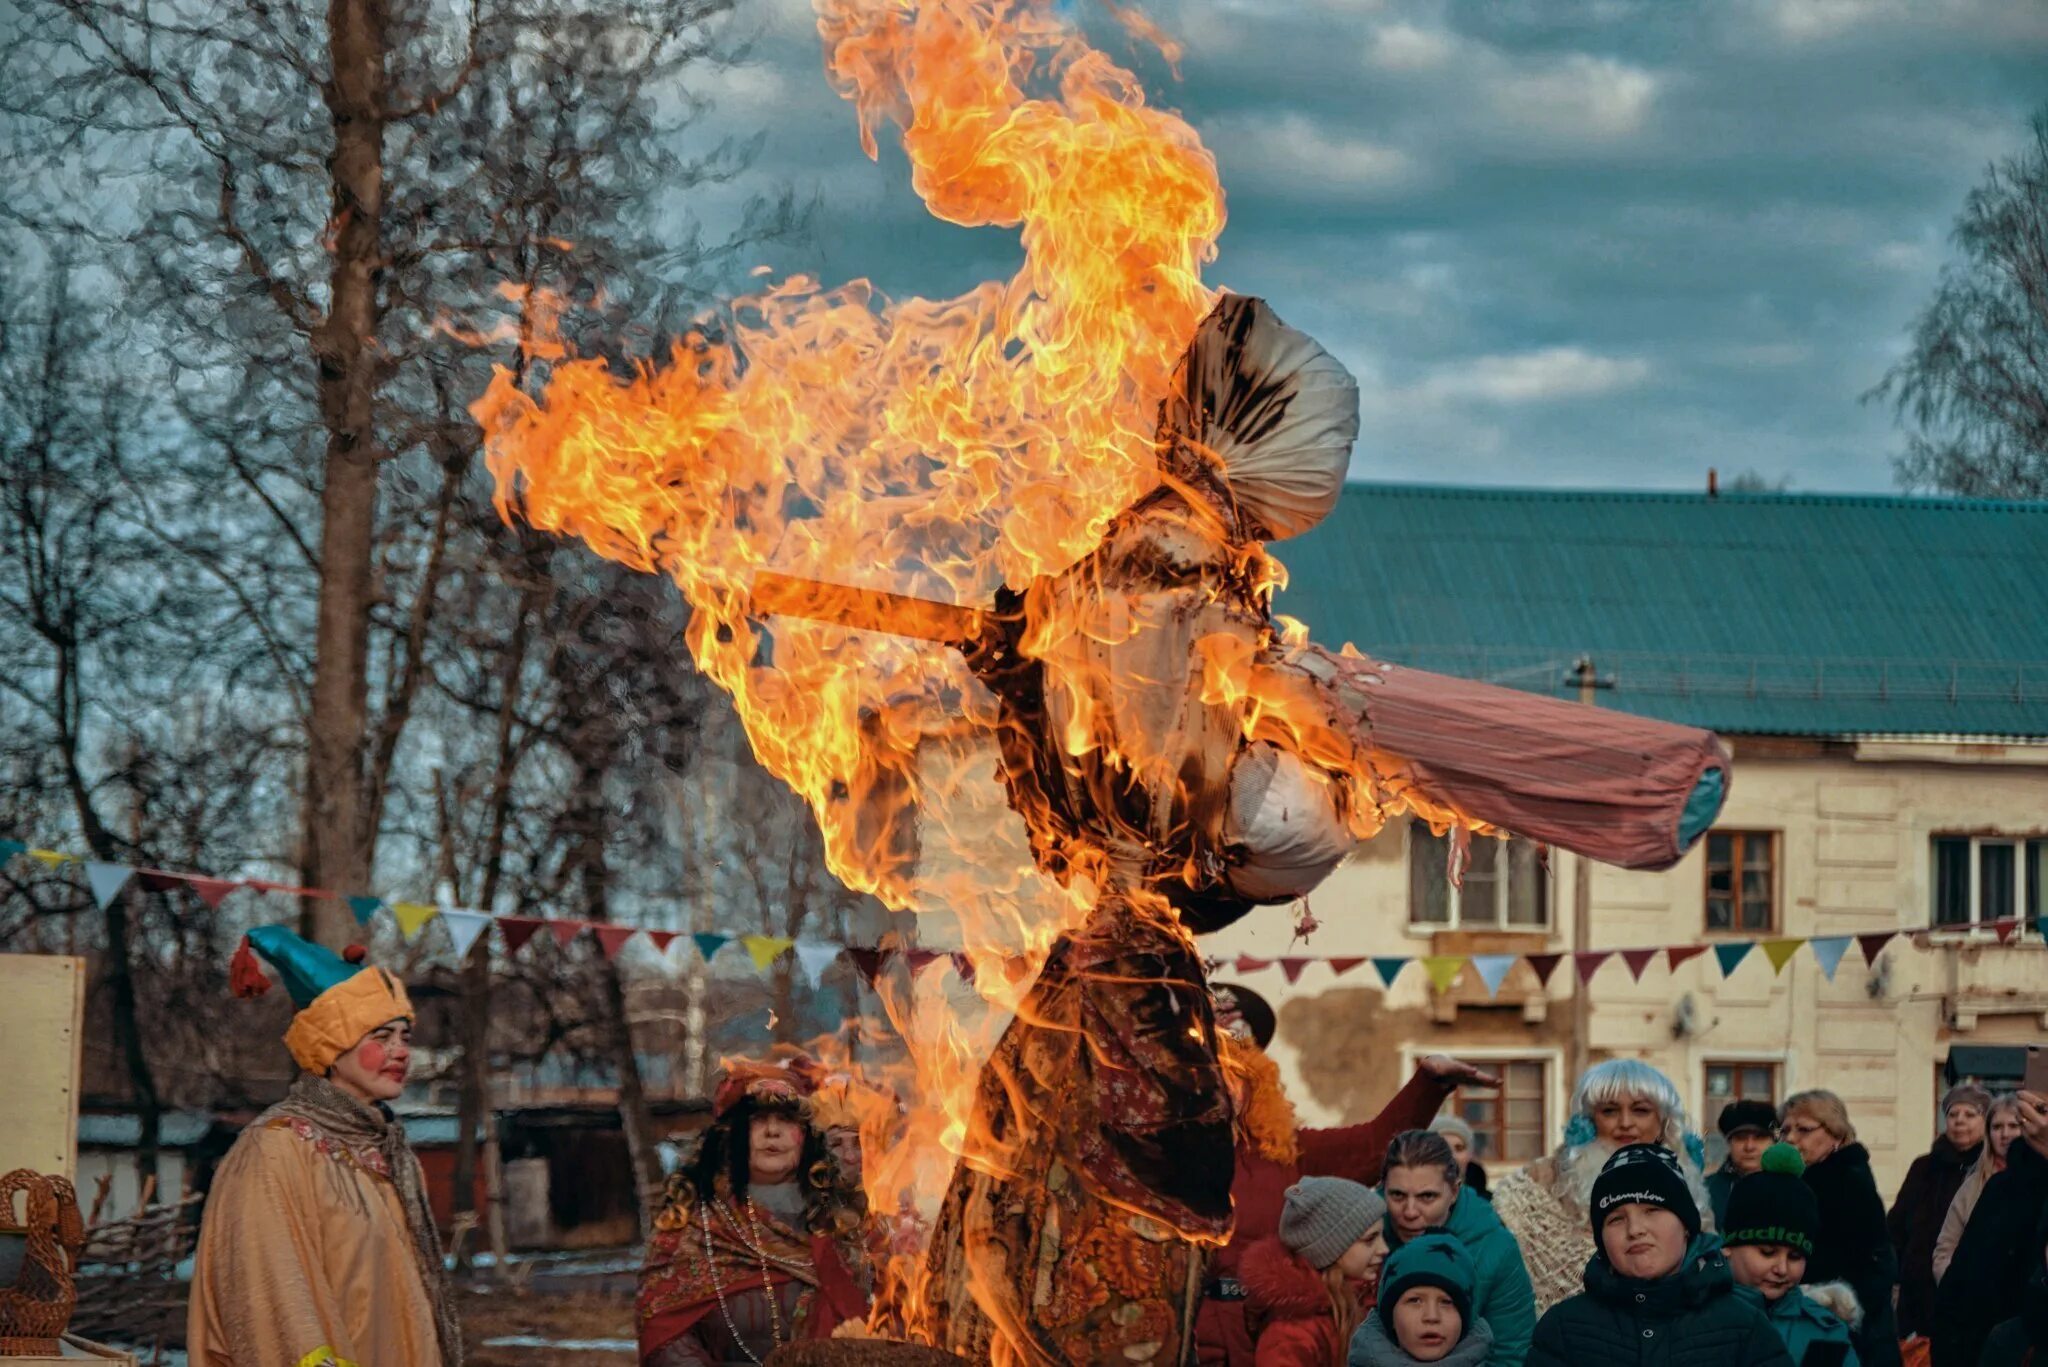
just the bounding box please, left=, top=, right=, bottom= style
left=1725, top=1144, right=1862, bottom=1367
left=1199, top=985, right=1496, bottom=1366
left=1242, top=1177, right=1390, bottom=1366
left=1493, top=1060, right=1717, bottom=1316
left=1527, top=1144, right=1790, bottom=1367
left=637, top=1059, right=870, bottom=1365
left=187, top=925, right=462, bottom=1366
left=1707, top=1101, right=1780, bottom=1230
left=1347, top=1233, right=1496, bottom=1367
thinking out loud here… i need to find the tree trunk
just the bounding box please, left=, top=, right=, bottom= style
left=302, top=0, right=391, bottom=946
left=453, top=582, right=538, bottom=1262
left=580, top=817, right=663, bottom=1230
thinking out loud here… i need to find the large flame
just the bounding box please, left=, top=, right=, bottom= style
left=475, top=0, right=1243, bottom=1341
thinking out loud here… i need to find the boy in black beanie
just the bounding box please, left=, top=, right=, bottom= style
left=1725, top=1144, right=1862, bottom=1367
left=1528, top=1144, right=1791, bottom=1367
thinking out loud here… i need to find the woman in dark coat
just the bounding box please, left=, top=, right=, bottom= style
left=1886, top=1084, right=1988, bottom=1340
left=1780, top=1092, right=1899, bottom=1367
left=1528, top=1144, right=1791, bottom=1367
left=1931, top=1094, right=2048, bottom=1367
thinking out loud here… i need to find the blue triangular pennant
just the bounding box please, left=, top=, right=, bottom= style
left=1809, top=936, right=1852, bottom=982
left=693, top=932, right=731, bottom=963
left=1372, top=957, right=1409, bottom=989
left=1714, top=942, right=1754, bottom=977
left=346, top=895, right=384, bottom=926
left=85, top=861, right=133, bottom=910
left=0, top=839, right=27, bottom=864
left=1470, top=954, right=1518, bottom=1000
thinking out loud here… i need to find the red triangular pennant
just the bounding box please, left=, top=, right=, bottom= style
left=1235, top=955, right=1272, bottom=974
left=647, top=930, right=678, bottom=953
left=1994, top=919, right=2021, bottom=944
left=549, top=920, right=584, bottom=949
left=846, top=948, right=886, bottom=986
left=950, top=951, right=976, bottom=985
left=1858, top=931, right=1896, bottom=962
left=904, top=949, right=946, bottom=978
left=184, top=876, right=241, bottom=908
left=136, top=871, right=185, bottom=893
left=1327, top=957, right=1365, bottom=978
left=1574, top=950, right=1612, bottom=985
left=1620, top=948, right=1660, bottom=981
left=499, top=916, right=544, bottom=953
left=593, top=925, right=636, bottom=959
left=1666, top=944, right=1708, bottom=971
left=1278, top=957, right=1310, bottom=984
left=1523, top=953, right=1563, bottom=986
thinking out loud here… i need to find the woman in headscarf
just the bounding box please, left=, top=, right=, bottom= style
left=1490, top=1059, right=1713, bottom=1316
left=638, top=1060, right=871, bottom=1365
left=186, top=925, right=462, bottom=1367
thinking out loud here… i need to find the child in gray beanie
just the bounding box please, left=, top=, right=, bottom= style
left=1242, top=1176, right=1391, bottom=1364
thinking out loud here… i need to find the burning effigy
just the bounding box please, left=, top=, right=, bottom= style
left=471, top=2, right=1729, bottom=1363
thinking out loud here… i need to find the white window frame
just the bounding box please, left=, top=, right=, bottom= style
left=1406, top=820, right=1553, bottom=933
left=1931, top=834, right=2043, bottom=929
left=1401, top=1043, right=1565, bottom=1169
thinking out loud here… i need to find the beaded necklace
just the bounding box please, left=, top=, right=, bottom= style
left=698, top=1193, right=811, bottom=1364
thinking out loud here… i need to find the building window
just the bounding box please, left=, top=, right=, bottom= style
left=1932, top=836, right=2048, bottom=927
left=1446, top=1058, right=1548, bottom=1163
left=1703, top=1061, right=1779, bottom=1136
left=1705, top=831, right=1777, bottom=933
left=1409, top=821, right=1549, bottom=929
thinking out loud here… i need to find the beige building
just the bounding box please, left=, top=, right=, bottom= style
left=1207, top=484, right=2048, bottom=1198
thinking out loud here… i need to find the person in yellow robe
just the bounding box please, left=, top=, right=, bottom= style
left=187, top=924, right=462, bottom=1366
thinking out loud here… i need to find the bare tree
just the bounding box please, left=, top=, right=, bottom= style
left=1874, top=108, right=2048, bottom=498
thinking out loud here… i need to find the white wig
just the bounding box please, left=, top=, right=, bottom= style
left=1568, top=1059, right=1702, bottom=1159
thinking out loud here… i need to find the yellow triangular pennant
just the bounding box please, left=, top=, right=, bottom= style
left=390, top=901, right=439, bottom=940
left=743, top=935, right=796, bottom=971
left=1421, top=955, right=1466, bottom=993
left=1761, top=938, right=1803, bottom=975
left=29, top=849, right=73, bottom=870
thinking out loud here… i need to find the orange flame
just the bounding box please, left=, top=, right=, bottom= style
left=473, top=0, right=1242, bottom=1342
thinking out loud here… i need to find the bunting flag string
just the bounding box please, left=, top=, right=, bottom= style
left=7, top=838, right=2046, bottom=996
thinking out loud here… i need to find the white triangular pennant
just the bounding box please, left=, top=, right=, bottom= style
left=1809, top=935, right=1852, bottom=982
left=442, top=909, right=492, bottom=961
left=794, top=942, right=842, bottom=987
left=85, top=861, right=133, bottom=910
left=1471, top=954, right=1519, bottom=1000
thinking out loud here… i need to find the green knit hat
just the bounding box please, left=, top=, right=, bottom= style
left=1378, top=1232, right=1476, bottom=1326
left=1722, top=1143, right=1818, bottom=1256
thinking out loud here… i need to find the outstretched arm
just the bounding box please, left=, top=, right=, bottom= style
left=1297, top=1058, right=1493, bottom=1184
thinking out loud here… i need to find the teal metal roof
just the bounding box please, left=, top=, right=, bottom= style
left=1271, top=484, right=2048, bottom=738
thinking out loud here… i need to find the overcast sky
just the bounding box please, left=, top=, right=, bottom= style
left=703, top=0, right=2048, bottom=493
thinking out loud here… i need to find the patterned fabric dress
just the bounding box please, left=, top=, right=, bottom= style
left=913, top=898, right=1235, bottom=1365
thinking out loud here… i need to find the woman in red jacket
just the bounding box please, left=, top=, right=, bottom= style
left=1243, top=1177, right=1390, bottom=1366
left=1195, top=984, right=1497, bottom=1364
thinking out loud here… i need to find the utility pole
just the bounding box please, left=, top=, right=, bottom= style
left=1568, top=657, right=1611, bottom=1082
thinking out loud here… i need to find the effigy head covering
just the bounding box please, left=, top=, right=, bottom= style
left=238, top=923, right=413, bottom=1075
left=1157, top=293, right=1361, bottom=543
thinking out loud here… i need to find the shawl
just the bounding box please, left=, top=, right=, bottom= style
left=264, top=1073, right=463, bottom=1367
left=639, top=1170, right=866, bottom=1363
left=1491, top=1156, right=1596, bottom=1316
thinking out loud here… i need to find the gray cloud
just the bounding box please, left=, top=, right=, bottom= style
left=694, top=0, right=2048, bottom=491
